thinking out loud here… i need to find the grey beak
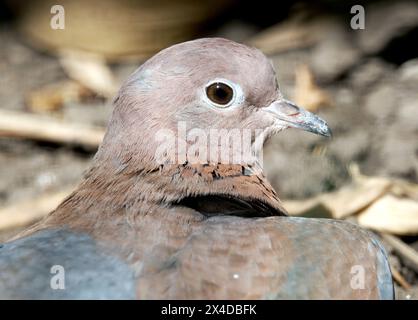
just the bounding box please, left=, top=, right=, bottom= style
left=264, top=99, right=332, bottom=137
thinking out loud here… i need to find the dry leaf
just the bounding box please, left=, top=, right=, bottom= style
left=0, top=109, right=105, bottom=148
left=26, top=81, right=91, bottom=113
left=293, top=64, right=331, bottom=112
left=249, top=21, right=315, bottom=54
left=283, top=197, right=332, bottom=218
left=0, top=188, right=73, bottom=231
left=284, top=175, right=391, bottom=219
left=248, top=14, right=335, bottom=55
left=357, top=195, right=418, bottom=235
left=321, top=176, right=392, bottom=219
left=390, top=179, right=418, bottom=201
left=59, top=50, right=118, bottom=98
left=283, top=164, right=418, bottom=235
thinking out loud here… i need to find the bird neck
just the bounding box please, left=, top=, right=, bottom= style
left=40, top=160, right=286, bottom=232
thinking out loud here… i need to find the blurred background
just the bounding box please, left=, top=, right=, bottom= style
left=0, top=0, right=417, bottom=299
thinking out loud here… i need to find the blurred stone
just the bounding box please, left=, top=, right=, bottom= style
left=0, top=29, right=66, bottom=112
left=327, top=131, right=370, bottom=164
left=310, top=20, right=360, bottom=81
left=397, top=100, right=418, bottom=132
left=264, top=129, right=347, bottom=198
left=364, top=84, right=398, bottom=122
left=356, top=1, right=418, bottom=54
left=395, top=285, right=418, bottom=300
left=388, top=252, right=402, bottom=272
left=0, top=141, right=89, bottom=207
left=349, top=58, right=394, bottom=90
left=321, top=93, right=365, bottom=134
left=378, top=130, right=417, bottom=180
left=63, top=101, right=113, bottom=127
left=215, top=20, right=260, bottom=43
left=399, top=58, right=418, bottom=83
left=411, top=239, right=418, bottom=252
left=270, top=49, right=312, bottom=95
left=332, top=87, right=355, bottom=106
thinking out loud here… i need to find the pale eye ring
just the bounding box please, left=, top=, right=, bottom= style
left=205, top=81, right=235, bottom=107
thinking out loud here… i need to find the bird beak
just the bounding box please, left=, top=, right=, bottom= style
left=264, top=99, right=332, bottom=137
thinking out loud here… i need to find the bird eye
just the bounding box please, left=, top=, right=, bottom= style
left=206, top=82, right=234, bottom=106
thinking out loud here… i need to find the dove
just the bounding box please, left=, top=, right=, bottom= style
left=0, top=38, right=393, bottom=299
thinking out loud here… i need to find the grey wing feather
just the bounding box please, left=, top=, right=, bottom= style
left=370, top=236, right=394, bottom=300
left=0, top=229, right=136, bottom=299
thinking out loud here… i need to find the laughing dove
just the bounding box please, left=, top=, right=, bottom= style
left=0, top=38, right=393, bottom=299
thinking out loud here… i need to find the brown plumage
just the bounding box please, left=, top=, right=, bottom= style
left=0, top=38, right=393, bottom=299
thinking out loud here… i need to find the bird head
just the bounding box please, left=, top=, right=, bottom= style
left=104, top=38, right=330, bottom=169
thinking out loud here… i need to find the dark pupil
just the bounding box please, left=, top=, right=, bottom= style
left=207, top=82, right=233, bottom=105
